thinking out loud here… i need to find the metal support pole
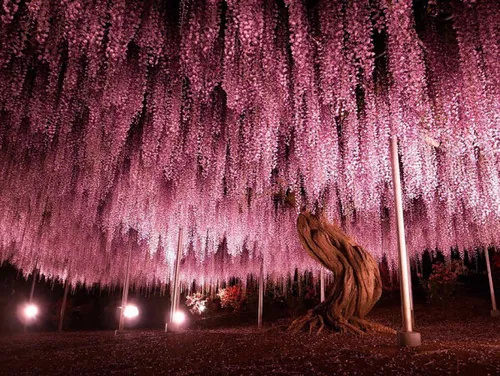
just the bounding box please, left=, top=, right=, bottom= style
left=58, top=276, right=71, bottom=332
left=24, top=265, right=37, bottom=333
left=390, top=136, right=421, bottom=347
left=169, top=228, right=183, bottom=328
left=258, top=259, right=264, bottom=329
left=407, top=256, right=415, bottom=328
left=485, top=249, right=499, bottom=317
left=29, top=268, right=37, bottom=303
left=320, top=267, right=325, bottom=303
left=118, top=244, right=132, bottom=332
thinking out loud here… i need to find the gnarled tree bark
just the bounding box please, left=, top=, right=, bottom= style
left=288, top=212, right=395, bottom=335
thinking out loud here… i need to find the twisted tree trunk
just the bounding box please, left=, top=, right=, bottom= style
left=288, top=212, right=395, bottom=335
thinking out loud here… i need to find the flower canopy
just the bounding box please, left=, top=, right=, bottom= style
left=0, top=0, right=498, bottom=285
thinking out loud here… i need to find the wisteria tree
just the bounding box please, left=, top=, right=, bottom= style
left=289, top=212, right=394, bottom=334
left=0, top=0, right=498, bottom=328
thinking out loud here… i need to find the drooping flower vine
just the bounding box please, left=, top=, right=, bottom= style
left=0, top=0, right=498, bottom=287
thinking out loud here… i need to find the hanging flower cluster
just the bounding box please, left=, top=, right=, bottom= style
left=0, top=0, right=498, bottom=287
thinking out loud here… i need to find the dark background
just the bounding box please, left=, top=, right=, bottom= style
left=0, top=248, right=497, bottom=334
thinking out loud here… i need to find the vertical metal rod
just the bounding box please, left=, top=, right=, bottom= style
left=118, top=244, right=132, bottom=331
left=170, top=227, right=183, bottom=323
left=24, top=265, right=37, bottom=333
left=258, top=259, right=264, bottom=329
left=407, top=256, right=415, bottom=328
left=176, top=282, right=182, bottom=311
left=485, top=249, right=498, bottom=311
left=320, top=267, right=325, bottom=302
left=29, top=267, right=37, bottom=303
left=390, top=136, right=414, bottom=333
left=58, top=276, right=70, bottom=332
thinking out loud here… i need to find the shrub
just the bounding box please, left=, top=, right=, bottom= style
left=218, top=285, right=245, bottom=312
left=185, top=293, right=208, bottom=315
left=419, top=261, right=467, bottom=303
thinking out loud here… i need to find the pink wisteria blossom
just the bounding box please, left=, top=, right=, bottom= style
left=0, top=0, right=498, bottom=287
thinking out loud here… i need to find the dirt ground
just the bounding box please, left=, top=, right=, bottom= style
left=0, top=301, right=499, bottom=376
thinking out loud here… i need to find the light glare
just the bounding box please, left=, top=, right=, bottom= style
left=24, top=304, right=39, bottom=319
left=123, top=304, right=139, bottom=319
left=172, top=311, right=186, bottom=325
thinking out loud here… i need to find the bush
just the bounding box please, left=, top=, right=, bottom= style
left=218, top=285, right=245, bottom=312
left=185, top=293, right=208, bottom=315
left=419, top=261, right=467, bottom=304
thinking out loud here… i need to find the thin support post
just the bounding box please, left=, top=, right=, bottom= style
left=320, top=267, right=325, bottom=303
left=29, top=267, right=37, bottom=302
left=118, top=244, right=133, bottom=332
left=24, top=265, right=38, bottom=333
left=390, top=136, right=421, bottom=347
left=58, top=276, right=71, bottom=332
left=485, top=249, right=499, bottom=317
left=168, top=228, right=183, bottom=329
left=258, top=259, right=264, bottom=329
left=407, top=256, right=415, bottom=328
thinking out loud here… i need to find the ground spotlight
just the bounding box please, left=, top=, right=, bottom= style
left=172, top=310, right=186, bottom=325
left=123, top=304, right=139, bottom=319
left=23, top=303, right=39, bottom=320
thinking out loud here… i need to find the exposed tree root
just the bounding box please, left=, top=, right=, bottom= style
left=288, top=212, right=397, bottom=336
left=288, top=309, right=395, bottom=335
left=349, top=316, right=396, bottom=334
